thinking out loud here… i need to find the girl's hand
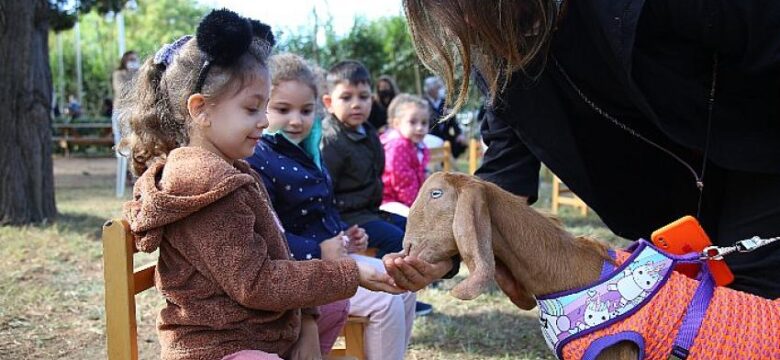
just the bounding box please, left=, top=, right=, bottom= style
left=382, top=252, right=453, bottom=292
left=345, top=225, right=368, bottom=253
left=320, top=232, right=348, bottom=260
left=357, top=262, right=405, bottom=294
left=288, top=314, right=322, bottom=360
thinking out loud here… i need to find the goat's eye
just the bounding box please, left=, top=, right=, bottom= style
left=431, top=189, right=443, bottom=199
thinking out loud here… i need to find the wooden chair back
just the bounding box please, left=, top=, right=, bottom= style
left=467, top=138, right=483, bottom=175
left=551, top=176, right=588, bottom=216
left=102, top=219, right=155, bottom=360
left=427, top=141, right=452, bottom=173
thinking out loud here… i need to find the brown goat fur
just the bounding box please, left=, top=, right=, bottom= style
left=404, top=172, right=636, bottom=359
left=405, top=172, right=612, bottom=299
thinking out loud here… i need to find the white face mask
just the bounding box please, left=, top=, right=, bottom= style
left=127, top=60, right=140, bottom=71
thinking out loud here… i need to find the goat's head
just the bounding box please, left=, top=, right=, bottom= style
left=404, top=172, right=495, bottom=300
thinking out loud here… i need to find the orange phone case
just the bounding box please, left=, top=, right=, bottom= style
left=651, top=215, right=734, bottom=286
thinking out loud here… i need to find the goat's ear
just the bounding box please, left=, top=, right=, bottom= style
left=451, top=183, right=495, bottom=300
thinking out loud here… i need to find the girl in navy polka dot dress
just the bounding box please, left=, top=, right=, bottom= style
left=247, top=53, right=417, bottom=360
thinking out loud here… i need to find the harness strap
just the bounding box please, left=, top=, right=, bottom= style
left=668, top=266, right=716, bottom=360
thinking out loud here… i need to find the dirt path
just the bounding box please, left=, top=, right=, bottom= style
left=53, top=156, right=118, bottom=189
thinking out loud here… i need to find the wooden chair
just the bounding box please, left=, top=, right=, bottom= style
left=329, top=316, right=368, bottom=360
left=467, top=138, right=483, bottom=175
left=102, top=219, right=155, bottom=360
left=102, top=219, right=367, bottom=360
left=551, top=176, right=588, bottom=216
left=427, top=141, right=452, bottom=173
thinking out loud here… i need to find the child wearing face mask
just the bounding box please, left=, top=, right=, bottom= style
left=367, top=75, right=399, bottom=132
left=247, top=53, right=417, bottom=360
left=380, top=94, right=431, bottom=210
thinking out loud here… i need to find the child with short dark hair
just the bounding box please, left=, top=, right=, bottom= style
left=320, top=60, right=406, bottom=258
left=118, top=11, right=400, bottom=360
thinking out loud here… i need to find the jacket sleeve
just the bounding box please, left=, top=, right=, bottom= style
left=384, top=141, right=423, bottom=207
left=475, top=107, right=541, bottom=204
left=180, top=190, right=359, bottom=311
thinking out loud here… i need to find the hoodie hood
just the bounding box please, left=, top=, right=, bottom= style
left=123, top=147, right=257, bottom=252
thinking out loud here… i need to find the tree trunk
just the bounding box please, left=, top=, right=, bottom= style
left=0, top=0, right=57, bottom=225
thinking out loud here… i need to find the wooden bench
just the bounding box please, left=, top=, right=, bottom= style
left=551, top=176, right=588, bottom=216
left=102, top=219, right=366, bottom=360
left=53, top=123, right=114, bottom=156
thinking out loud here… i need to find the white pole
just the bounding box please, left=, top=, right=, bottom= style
left=115, top=12, right=128, bottom=198
left=117, top=12, right=126, bottom=56
left=74, top=21, right=83, bottom=103
left=57, top=32, right=65, bottom=115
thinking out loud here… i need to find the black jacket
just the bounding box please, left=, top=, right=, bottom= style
left=321, top=115, right=385, bottom=225
left=475, top=0, right=780, bottom=298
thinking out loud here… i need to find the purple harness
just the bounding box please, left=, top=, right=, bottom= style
left=536, top=240, right=715, bottom=360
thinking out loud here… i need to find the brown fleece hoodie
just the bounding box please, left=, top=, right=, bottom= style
left=123, top=147, right=359, bottom=360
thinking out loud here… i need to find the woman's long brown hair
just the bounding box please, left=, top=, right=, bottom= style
left=403, top=0, right=554, bottom=118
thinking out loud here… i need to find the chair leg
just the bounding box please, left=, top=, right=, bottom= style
left=343, top=320, right=365, bottom=360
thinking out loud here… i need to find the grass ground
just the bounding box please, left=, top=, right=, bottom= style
left=0, top=157, right=627, bottom=359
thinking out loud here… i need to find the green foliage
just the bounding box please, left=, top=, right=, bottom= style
left=49, top=5, right=481, bottom=116
left=277, top=15, right=429, bottom=95
left=48, top=0, right=207, bottom=116
left=48, top=0, right=129, bottom=31
left=122, top=0, right=208, bottom=59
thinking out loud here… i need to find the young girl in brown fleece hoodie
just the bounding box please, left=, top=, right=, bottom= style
left=116, top=10, right=402, bottom=360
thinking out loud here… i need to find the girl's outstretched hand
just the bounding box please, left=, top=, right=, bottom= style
left=357, top=262, right=405, bottom=294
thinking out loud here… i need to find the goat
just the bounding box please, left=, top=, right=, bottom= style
left=403, top=172, right=780, bottom=360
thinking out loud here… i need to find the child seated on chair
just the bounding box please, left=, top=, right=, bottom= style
left=117, top=10, right=401, bottom=360
left=380, top=94, right=431, bottom=213
left=320, top=60, right=407, bottom=259
left=247, top=53, right=417, bottom=360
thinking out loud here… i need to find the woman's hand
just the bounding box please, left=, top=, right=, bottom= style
left=320, top=232, right=348, bottom=260
left=288, top=314, right=321, bottom=360
left=345, top=225, right=368, bottom=253
left=357, top=262, right=405, bottom=294
left=382, top=253, right=453, bottom=291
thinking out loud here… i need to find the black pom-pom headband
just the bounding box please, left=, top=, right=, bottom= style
left=192, top=8, right=276, bottom=94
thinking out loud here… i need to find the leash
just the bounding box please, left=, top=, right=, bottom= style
left=700, top=236, right=780, bottom=261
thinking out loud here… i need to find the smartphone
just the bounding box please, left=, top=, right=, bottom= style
left=651, top=215, right=734, bottom=286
